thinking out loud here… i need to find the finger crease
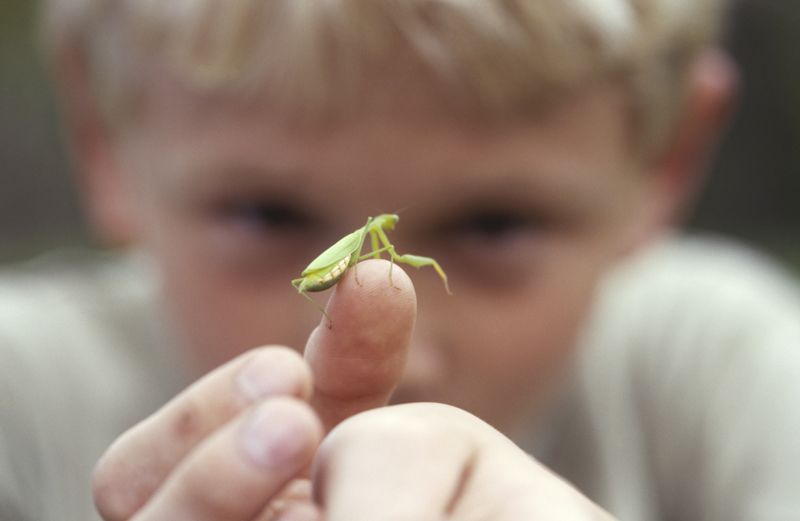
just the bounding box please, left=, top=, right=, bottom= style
left=444, top=448, right=478, bottom=516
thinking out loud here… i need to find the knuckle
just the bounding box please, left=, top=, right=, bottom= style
left=249, top=345, right=303, bottom=364
left=265, top=346, right=309, bottom=378
left=262, top=395, right=322, bottom=434
left=240, top=345, right=313, bottom=399
left=169, top=393, right=207, bottom=443
left=327, top=406, right=446, bottom=452
left=321, top=403, right=481, bottom=462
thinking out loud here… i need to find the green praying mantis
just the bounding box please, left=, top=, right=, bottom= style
left=292, top=214, right=451, bottom=324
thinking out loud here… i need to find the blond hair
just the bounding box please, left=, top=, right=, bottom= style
left=41, top=0, right=726, bottom=153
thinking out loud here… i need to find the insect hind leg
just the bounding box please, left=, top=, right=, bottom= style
left=393, top=253, right=451, bottom=294
left=368, top=226, right=451, bottom=294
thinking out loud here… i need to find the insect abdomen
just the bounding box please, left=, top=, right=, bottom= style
left=300, top=256, right=351, bottom=292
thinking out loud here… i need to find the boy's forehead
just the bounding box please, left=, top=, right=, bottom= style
left=139, top=74, right=634, bottom=205
left=126, top=66, right=639, bottom=235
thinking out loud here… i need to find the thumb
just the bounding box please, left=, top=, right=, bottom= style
left=304, top=259, right=416, bottom=432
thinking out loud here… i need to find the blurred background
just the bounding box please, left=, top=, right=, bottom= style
left=0, top=0, right=798, bottom=269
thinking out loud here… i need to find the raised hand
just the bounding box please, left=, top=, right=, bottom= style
left=92, top=259, right=416, bottom=520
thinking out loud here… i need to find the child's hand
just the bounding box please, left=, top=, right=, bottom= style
left=314, top=403, right=618, bottom=521
left=91, top=260, right=415, bottom=520
left=92, top=346, right=323, bottom=521
left=91, top=259, right=615, bottom=520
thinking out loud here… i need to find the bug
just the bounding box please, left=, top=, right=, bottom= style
left=292, top=214, right=451, bottom=324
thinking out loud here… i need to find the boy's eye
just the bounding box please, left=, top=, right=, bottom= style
left=435, top=208, right=551, bottom=289
left=218, top=200, right=315, bottom=234
left=444, top=210, right=540, bottom=243
left=203, top=198, right=325, bottom=272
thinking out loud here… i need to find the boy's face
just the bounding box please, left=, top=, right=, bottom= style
left=109, top=75, right=661, bottom=433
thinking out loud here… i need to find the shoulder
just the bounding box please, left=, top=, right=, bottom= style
left=0, top=250, right=186, bottom=519
left=603, top=233, right=798, bottom=317
left=0, top=248, right=160, bottom=325
left=580, top=233, right=800, bottom=409
left=569, top=234, right=800, bottom=518
left=0, top=248, right=186, bottom=413
left=585, top=234, right=800, bottom=363
left=0, top=247, right=177, bottom=420
left=0, top=249, right=165, bottom=389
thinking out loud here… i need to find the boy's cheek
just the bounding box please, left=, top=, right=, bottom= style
left=162, top=274, right=318, bottom=373
left=145, top=236, right=319, bottom=373
left=399, top=253, right=602, bottom=431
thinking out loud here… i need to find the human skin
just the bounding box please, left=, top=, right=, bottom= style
left=66, top=49, right=733, bottom=519
left=92, top=261, right=614, bottom=520
left=105, top=75, right=655, bottom=432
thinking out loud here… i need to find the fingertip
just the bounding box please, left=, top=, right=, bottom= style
left=240, top=397, right=323, bottom=471
left=92, top=426, right=157, bottom=521
left=134, top=397, right=323, bottom=520
left=325, top=258, right=416, bottom=333
left=305, top=259, right=418, bottom=431
left=308, top=259, right=417, bottom=357
left=328, top=259, right=416, bottom=320
left=236, top=346, right=313, bottom=403
left=92, top=451, right=134, bottom=521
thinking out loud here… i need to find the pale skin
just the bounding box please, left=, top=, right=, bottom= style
left=93, top=262, right=613, bottom=520
left=59, top=39, right=734, bottom=519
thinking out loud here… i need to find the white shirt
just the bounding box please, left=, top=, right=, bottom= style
left=537, top=235, right=800, bottom=520
left=0, top=251, right=186, bottom=521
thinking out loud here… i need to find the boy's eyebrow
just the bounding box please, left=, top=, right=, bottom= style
left=161, top=154, right=305, bottom=192
left=437, top=170, right=613, bottom=217
left=155, top=159, right=312, bottom=208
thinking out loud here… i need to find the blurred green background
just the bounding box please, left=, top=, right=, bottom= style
left=1, top=0, right=799, bottom=269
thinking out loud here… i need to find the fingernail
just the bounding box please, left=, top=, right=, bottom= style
left=237, top=352, right=299, bottom=402
left=241, top=403, right=309, bottom=470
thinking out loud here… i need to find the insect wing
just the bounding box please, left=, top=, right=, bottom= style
left=301, top=228, right=364, bottom=276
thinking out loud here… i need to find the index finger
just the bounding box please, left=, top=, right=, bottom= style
left=304, top=259, right=417, bottom=432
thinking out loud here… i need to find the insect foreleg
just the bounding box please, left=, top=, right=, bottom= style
left=357, top=245, right=393, bottom=261
left=370, top=231, right=381, bottom=259
left=367, top=227, right=403, bottom=288
left=354, top=244, right=398, bottom=287
left=350, top=221, right=374, bottom=286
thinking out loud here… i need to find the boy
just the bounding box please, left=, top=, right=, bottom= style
left=2, top=0, right=798, bottom=519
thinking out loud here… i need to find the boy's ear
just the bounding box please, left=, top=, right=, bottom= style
left=644, top=48, right=739, bottom=229
left=54, top=47, right=137, bottom=248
